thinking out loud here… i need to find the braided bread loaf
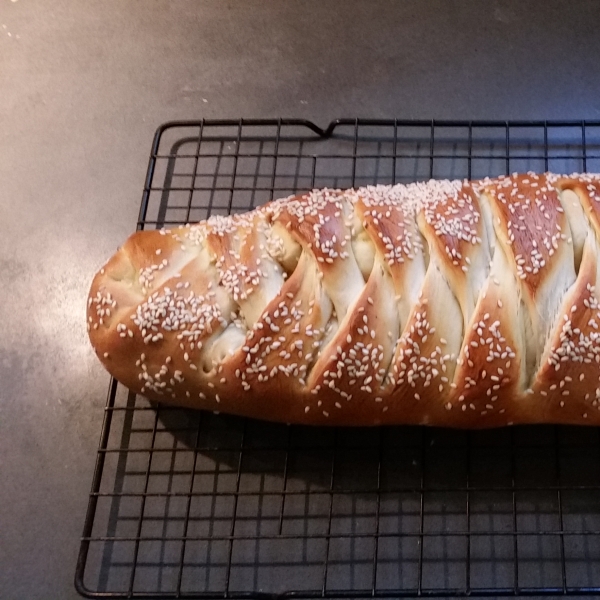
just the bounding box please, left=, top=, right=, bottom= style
left=88, top=172, right=600, bottom=428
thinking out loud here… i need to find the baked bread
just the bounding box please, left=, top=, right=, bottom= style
left=88, top=172, right=600, bottom=428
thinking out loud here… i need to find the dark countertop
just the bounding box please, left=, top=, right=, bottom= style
left=3, top=1, right=600, bottom=598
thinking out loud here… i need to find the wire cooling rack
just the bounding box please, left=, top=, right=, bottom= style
left=76, top=119, right=600, bottom=599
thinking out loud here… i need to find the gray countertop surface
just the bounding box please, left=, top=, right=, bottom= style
left=3, top=1, right=600, bottom=598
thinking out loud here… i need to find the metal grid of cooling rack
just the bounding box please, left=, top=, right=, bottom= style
left=77, top=119, right=600, bottom=599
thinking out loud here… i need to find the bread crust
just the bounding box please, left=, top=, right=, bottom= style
left=87, top=173, right=600, bottom=427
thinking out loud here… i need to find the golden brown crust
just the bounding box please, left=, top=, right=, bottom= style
left=88, top=174, right=600, bottom=428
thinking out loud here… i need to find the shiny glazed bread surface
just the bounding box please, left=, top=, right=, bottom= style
left=88, top=173, right=600, bottom=428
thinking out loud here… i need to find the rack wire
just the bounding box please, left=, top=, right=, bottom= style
left=76, top=119, right=600, bottom=599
